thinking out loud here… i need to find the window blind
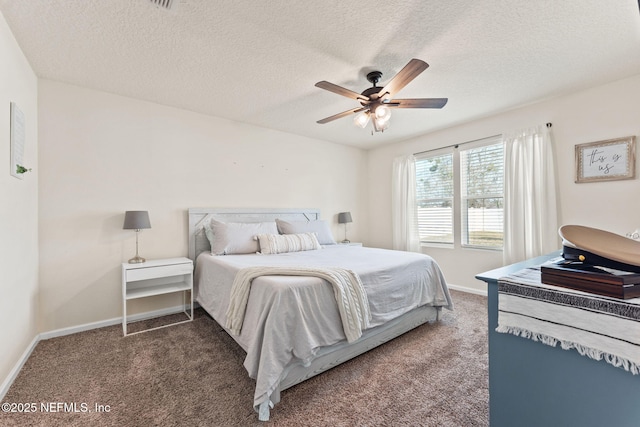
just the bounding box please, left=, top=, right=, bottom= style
left=414, top=135, right=504, bottom=249
left=415, top=151, right=454, bottom=244
left=460, top=138, right=504, bottom=248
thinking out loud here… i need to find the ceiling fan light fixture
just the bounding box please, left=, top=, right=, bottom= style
left=374, top=105, right=391, bottom=123
left=354, top=111, right=370, bottom=128
left=373, top=116, right=390, bottom=132
left=315, top=59, right=447, bottom=134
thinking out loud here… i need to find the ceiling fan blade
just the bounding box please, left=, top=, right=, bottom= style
left=376, top=58, right=429, bottom=99
left=317, top=107, right=366, bottom=124
left=315, top=81, right=370, bottom=102
left=386, top=98, right=448, bottom=109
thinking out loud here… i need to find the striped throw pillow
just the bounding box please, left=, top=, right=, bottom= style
left=255, top=232, right=321, bottom=255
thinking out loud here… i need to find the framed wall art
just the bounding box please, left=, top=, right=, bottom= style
left=575, top=136, right=636, bottom=183
left=10, top=102, right=26, bottom=179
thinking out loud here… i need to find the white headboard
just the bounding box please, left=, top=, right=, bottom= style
left=188, top=207, right=321, bottom=262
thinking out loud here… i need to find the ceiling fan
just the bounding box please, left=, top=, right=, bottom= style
left=315, top=58, right=447, bottom=133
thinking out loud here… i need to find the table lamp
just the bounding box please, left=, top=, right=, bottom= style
left=338, top=212, right=353, bottom=243
left=123, top=211, right=151, bottom=263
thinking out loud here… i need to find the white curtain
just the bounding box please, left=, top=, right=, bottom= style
left=503, top=125, right=559, bottom=264
left=391, top=154, right=420, bottom=252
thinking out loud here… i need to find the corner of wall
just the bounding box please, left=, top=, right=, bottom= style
left=0, top=10, right=40, bottom=399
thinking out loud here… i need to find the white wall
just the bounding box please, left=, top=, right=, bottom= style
left=38, top=80, right=368, bottom=331
left=0, top=12, right=39, bottom=389
left=368, top=74, right=640, bottom=292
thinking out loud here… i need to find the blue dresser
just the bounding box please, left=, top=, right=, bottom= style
left=476, top=253, right=640, bottom=427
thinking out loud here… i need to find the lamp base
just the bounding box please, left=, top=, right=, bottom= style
left=128, top=255, right=146, bottom=264
left=341, top=239, right=351, bottom=244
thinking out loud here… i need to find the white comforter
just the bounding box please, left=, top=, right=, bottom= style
left=194, top=245, right=451, bottom=417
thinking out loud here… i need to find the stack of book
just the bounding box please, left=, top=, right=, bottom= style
left=541, top=260, right=640, bottom=299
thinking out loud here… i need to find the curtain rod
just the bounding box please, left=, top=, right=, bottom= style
left=413, top=133, right=501, bottom=156
left=413, top=123, right=552, bottom=156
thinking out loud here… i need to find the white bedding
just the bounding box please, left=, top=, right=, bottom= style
left=194, top=245, right=452, bottom=417
left=226, top=265, right=371, bottom=343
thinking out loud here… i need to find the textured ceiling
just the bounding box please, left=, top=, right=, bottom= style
left=1, top=0, right=640, bottom=149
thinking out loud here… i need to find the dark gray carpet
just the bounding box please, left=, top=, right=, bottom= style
left=1, top=290, right=488, bottom=426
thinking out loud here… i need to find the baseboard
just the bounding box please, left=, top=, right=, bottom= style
left=40, top=304, right=194, bottom=340
left=1, top=304, right=198, bottom=400
left=447, top=283, right=487, bottom=296
left=0, top=335, right=39, bottom=401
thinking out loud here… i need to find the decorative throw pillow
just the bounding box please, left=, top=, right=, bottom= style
left=204, top=219, right=278, bottom=255
left=275, top=219, right=336, bottom=245
left=255, top=232, right=321, bottom=255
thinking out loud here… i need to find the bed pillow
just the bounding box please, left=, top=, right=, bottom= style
left=255, top=232, right=321, bottom=255
left=204, top=219, right=278, bottom=255
left=275, top=219, right=337, bottom=245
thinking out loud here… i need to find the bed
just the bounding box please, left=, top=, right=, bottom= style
left=188, top=208, right=452, bottom=421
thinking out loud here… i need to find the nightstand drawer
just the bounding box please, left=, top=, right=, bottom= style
left=126, top=262, right=192, bottom=282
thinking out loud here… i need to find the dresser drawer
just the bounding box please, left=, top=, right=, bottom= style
left=126, top=262, right=192, bottom=282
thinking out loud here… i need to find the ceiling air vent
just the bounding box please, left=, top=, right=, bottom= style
left=149, top=0, right=174, bottom=10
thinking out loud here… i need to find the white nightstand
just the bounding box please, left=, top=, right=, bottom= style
left=122, top=257, right=193, bottom=336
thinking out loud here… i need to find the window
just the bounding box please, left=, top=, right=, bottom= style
left=415, top=151, right=454, bottom=244
left=460, top=142, right=504, bottom=248
left=415, top=136, right=504, bottom=249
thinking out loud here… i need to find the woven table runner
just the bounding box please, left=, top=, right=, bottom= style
left=497, top=265, right=640, bottom=375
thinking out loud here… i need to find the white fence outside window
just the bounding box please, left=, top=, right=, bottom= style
left=418, top=207, right=503, bottom=239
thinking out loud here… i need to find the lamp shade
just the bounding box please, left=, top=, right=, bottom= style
left=123, top=211, right=151, bottom=230
left=353, top=111, right=370, bottom=128
left=338, top=212, right=352, bottom=224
